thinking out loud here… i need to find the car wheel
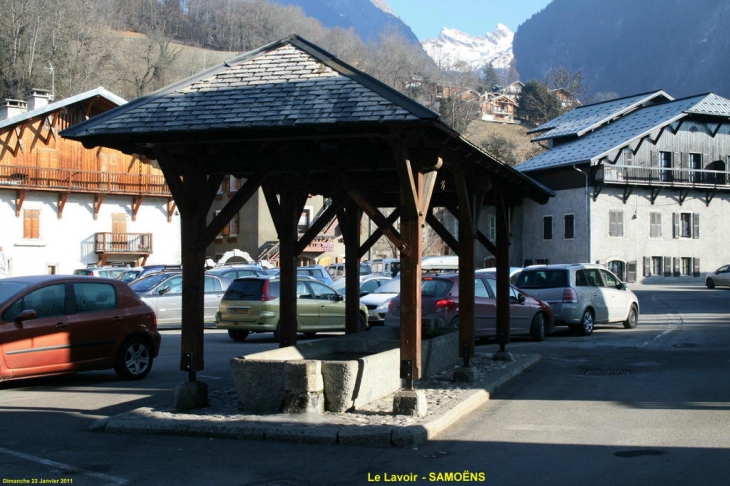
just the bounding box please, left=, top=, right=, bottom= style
left=530, top=313, right=546, bottom=341
left=114, top=337, right=153, bottom=380
left=706, top=278, right=715, bottom=289
left=358, top=313, right=369, bottom=331
left=449, top=317, right=460, bottom=328
left=623, top=304, right=638, bottom=329
left=578, top=309, right=594, bottom=336
left=228, top=329, right=249, bottom=341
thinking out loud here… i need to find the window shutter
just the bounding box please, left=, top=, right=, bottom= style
left=627, top=261, right=637, bottom=283
left=693, top=258, right=701, bottom=277
left=673, top=257, right=680, bottom=277
left=643, top=257, right=650, bottom=277
left=692, top=213, right=699, bottom=238
left=672, top=213, right=679, bottom=238
left=663, top=257, right=672, bottom=277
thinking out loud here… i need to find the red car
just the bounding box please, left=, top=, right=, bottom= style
left=384, top=273, right=554, bottom=341
left=0, top=275, right=161, bottom=382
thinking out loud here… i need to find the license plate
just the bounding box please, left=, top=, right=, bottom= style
left=230, top=307, right=249, bottom=315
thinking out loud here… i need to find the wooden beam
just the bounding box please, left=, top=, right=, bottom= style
left=337, top=199, right=365, bottom=334
left=425, top=211, right=459, bottom=253
left=94, top=194, right=104, bottom=220
left=276, top=190, right=302, bottom=348
left=358, top=208, right=400, bottom=260
left=132, top=196, right=144, bottom=222
left=15, top=190, right=26, bottom=217
left=295, top=196, right=348, bottom=255
left=348, top=188, right=410, bottom=256
left=399, top=171, right=424, bottom=386
left=199, top=172, right=266, bottom=248
left=167, top=199, right=176, bottom=222
left=57, top=193, right=68, bottom=219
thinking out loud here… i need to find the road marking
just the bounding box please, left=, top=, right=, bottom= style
left=0, top=447, right=129, bottom=485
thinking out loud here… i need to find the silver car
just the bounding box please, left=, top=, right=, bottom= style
left=514, top=263, right=639, bottom=336
left=705, top=265, right=730, bottom=289
left=129, top=272, right=227, bottom=328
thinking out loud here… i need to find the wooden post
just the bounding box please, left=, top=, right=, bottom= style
left=495, top=193, right=511, bottom=353
left=338, top=199, right=364, bottom=333
left=454, top=170, right=476, bottom=365
left=276, top=190, right=301, bottom=348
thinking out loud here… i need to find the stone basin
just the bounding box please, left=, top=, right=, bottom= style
left=230, top=327, right=458, bottom=414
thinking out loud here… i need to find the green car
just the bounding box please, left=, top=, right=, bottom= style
left=216, top=277, right=369, bottom=341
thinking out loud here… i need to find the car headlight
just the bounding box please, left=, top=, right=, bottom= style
left=376, top=299, right=391, bottom=312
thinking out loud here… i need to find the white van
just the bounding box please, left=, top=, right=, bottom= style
left=421, top=255, right=459, bottom=272
left=326, top=262, right=373, bottom=281
left=368, top=258, right=401, bottom=278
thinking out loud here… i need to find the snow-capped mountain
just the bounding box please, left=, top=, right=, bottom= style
left=422, top=24, right=514, bottom=71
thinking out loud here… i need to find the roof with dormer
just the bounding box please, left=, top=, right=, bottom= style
left=517, top=91, right=730, bottom=173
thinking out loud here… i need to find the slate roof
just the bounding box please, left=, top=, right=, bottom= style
left=527, top=90, right=673, bottom=141
left=516, top=92, right=730, bottom=174
left=0, top=87, right=126, bottom=131
left=61, top=35, right=438, bottom=140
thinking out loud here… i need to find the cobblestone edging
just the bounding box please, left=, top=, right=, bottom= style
left=91, top=353, right=540, bottom=447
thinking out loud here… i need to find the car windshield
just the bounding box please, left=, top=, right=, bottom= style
left=373, top=278, right=401, bottom=294
left=223, top=279, right=267, bottom=300
left=0, top=281, right=31, bottom=303
left=421, top=277, right=454, bottom=298
left=129, top=272, right=176, bottom=292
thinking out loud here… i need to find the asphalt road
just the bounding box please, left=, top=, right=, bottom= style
left=1, top=283, right=729, bottom=485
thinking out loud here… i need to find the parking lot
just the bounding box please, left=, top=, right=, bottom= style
left=2, top=283, right=730, bottom=485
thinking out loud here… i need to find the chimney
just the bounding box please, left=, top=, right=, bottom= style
left=0, top=99, right=27, bottom=120
left=25, top=88, right=53, bottom=111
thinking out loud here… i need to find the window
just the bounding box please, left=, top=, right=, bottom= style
left=298, top=208, right=312, bottom=234
left=689, top=153, right=702, bottom=183
left=609, top=210, right=624, bottom=237
left=3, top=283, right=66, bottom=321
left=649, top=212, right=662, bottom=238
left=649, top=257, right=663, bottom=276
left=23, top=209, right=40, bottom=239
left=680, top=258, right=692, bottom=276
left=543, top=216, right=553, bottom=240
left=486, top=214, right=496, bottom=242
left=564, top=214, right=575, bottom=239
left=74, top=283, right=117, bottom=313
left=660, top=151, right=672, bottom=182
left=673, top=213, right=699, bottom=238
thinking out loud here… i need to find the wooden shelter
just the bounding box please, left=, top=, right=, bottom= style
left=61, top=36, right=552, bottom=403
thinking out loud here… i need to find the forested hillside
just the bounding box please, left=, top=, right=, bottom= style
left=0, top=0, right=434, bottom=104
left=513, top=0, right=730, bottom=98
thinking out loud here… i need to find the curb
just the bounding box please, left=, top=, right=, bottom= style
left=91, top=354, right=541, bottom=447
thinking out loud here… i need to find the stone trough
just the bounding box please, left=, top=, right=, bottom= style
left=230, top=328, right=459, bottom=414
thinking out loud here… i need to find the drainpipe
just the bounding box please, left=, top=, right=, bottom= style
left=573, top=166, right=591, bottom=263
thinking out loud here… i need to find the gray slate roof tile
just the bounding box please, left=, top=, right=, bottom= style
left=62, top=38, right=436, bottom=138
left=517, top=93, right=730, bottom=173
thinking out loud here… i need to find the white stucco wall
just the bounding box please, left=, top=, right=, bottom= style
left=519, top=184, right=730, bottom=282
left=0, top=190, right=180, bottom=276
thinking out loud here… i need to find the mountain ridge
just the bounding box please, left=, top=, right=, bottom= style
left=421, top=24, right=514, bottom=71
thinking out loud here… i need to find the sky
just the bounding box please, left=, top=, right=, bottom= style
left=383, top=0, right=553, bottom=40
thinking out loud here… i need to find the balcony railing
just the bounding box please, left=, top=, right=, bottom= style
left=94, top=233, right=153, bottom=255
left=0, top=165, right=170, bottom=196
left=598, top=164, right=730, bottom=188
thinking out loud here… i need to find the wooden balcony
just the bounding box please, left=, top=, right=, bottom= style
left=94, top=232, right=153, bottom=266
left=596, top=164, right=730, bottom=204
left=0, top=164, right=170, bottom=196
left=597, top=164, right=730, bottom=188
